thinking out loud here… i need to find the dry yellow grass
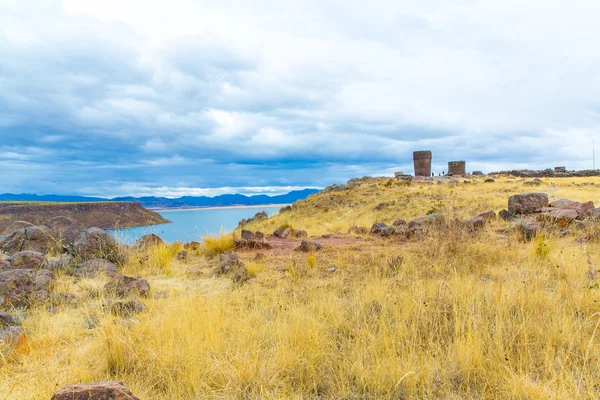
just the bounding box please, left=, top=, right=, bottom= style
left=1, top=176, right=600, bottom=398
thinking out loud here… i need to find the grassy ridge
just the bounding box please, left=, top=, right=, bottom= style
left=2, top=177, right=600, bottom=398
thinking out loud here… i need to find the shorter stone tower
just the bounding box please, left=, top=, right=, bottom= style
left=448, top=161, right=466, bottom=176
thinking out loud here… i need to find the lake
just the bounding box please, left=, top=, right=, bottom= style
left=110, top=206, right=283, bottom=244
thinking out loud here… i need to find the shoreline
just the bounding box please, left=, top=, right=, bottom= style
left=149, top=204, right=290, bottom=213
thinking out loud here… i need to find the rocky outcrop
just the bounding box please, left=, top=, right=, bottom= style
left=234, top=238, right=272, bottom=250
left=51, top=381, right=140, bottom=400
left=494, top=169, right=600, bottom=178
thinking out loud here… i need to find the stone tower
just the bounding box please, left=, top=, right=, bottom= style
left=413, top=151, right=432, bottom=177
left=447, top=161, right=466, bottom=176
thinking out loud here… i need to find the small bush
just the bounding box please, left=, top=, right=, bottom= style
left=202, top=233, right=234, bottom=256
left=245, top=261, right=265, bottom=277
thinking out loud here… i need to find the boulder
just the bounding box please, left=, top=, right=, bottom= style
left=0, top=229, right=26, bottom=254
left=73, top=228, right=118, bottom=261
left=508, top=193, right=549, bottom=215
left=408, top=214, right=445, bottom=229
left=241, top=229, right=256, bottom=240
left=348, top=226, right=368, bottom=235
left=466, top=216, right=486, bottom=230
left=392, top=219, right=407, bottom=226
left=538, top=209, right=579, bottom=226
left=477, top=210, right=496, bottom=221
left=0, top=268, right=54, bottom=309
left=0, top=326, right=24, bottom=345
left=0, top=312, right=18, bottom=327
left=518, top=223, right=540, bottom=241
left=295, top=240, right=323, bottom=252
left=46, top=216, right=80, bottom=247
left=176, top=250, right=188, bottom=261
left=216, top=251, right=249, bottom=284
left=499, top=209, right=512, bottom=221
left=47, top=253, right=75, bottom=271
left=280, top=228, right=293, bottom=239
left=105, top=275, right=150, bottom=298
left=370, top=223, right=388, bottom=235
left=7, top=250, right=46, bottom=270
left=51, top=381, right=140, bottom=400
left=133, top=233, right=165, bottom=251
left=0, top=257, right=10, bottom=271
left=75, top=259, right=118, bottom=278
left=184, top=241, right=202, bottom=251
left=234, top=238, right=272, bottom=250
left=102, top=300, right=148, bottom=317
left=21, top=226, right=56, bottom=253
left=549, top=199, right=576, bottom=208
left=254, top=231, right=265, bottom=239
left=294, top=230, right=308, bottom=238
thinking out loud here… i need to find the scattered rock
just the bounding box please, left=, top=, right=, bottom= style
left=499, top=209, right=512, bottom=221
left=51, top=381, right=140, bottom=400
left=184, top=241, right=202, bottom=251
left=105, top=275, right=150, bottom=298
left=473, top=171, right=483, bottom=176
left=280, top=228, right=293, bottom=239
left=7, top=250, right=46, bottom=270
left=75, top=258, right=118, bottom=278
left=216, top=251, right=249, bottom=284
left=46, top=216, right=80, bottom=248
left=477, top=210, right=496, bottom=221
left=73, top=228, right=118, bottom=261
left=46, top=253, right=74, bottom=271
left=549, top=199, right=576, bottom=208
left=295, top=240, right=323, bottom=252
left=518, top=222, right=540, bottom=241
left=0, top=229, right=26, bottom=254
left=392, top=219, right=407, bottom=226
left=0, top=312, right=18, bottom=327
left=0, top=325, right=24, bottom=345
left=538, top=209, right=579, bottom=226
left=102, top=300, right=148, bottom=317
left=484, top=178, right=495, bottom=183
left=467, top=216, right=486, bottom=230
left=176, top=250, right=188, bottom=260
left=294, top=230, right=308, bottom=238
left=187, top=268, right=202, bottom=278
left=241, top=229, right=255, bottom=240
left=133, top=234, right=165, bottom=251
left=254, top=231, right=265, bottom=239
left=523, top=180, right=541, bottom=186
left=0, top=268, right=54, bottom=309
left=348, top=226, right=368, bottom=235
left=408, top=214, right=445, bottom=229
left=508, top=193, right=549, bottom=215
left=234, top=238, right=272, bottom=250
left=279, top=205, right=292, bottom=213
left=370, top=223, right=388, bottom=235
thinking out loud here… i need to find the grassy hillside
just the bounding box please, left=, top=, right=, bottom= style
left=2, top=176, right=600, bottom=399
left=244, top=176, right=600, bottom=235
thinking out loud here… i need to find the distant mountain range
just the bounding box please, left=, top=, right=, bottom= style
left=0, top=189, right=320, bottom=209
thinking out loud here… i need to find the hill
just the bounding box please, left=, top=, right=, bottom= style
left=0, top=189, right=319, bottom=209
left=0, top=201, right=169, bottom=233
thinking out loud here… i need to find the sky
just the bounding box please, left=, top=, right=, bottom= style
left=1, top=0, right=600, bottom=197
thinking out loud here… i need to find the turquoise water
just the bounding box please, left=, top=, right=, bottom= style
left=110, top=206, right=282, bottom=244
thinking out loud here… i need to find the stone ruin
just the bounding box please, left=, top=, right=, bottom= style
left=413, top=151, right=432, bottom=177
left=448, top=161, right=466, bottom=176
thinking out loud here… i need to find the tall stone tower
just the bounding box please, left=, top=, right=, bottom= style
left=413, top=151, right=432, bottom=177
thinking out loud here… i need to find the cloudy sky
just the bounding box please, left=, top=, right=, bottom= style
left=1, top=0, right=599, bottom=197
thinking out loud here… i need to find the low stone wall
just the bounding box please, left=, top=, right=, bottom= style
left=493, top=169, right=600, bottom=178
